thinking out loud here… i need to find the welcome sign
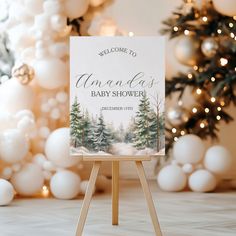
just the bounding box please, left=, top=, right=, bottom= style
left=70, top=36, right=165, bottom=156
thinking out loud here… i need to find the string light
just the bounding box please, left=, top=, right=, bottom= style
left=174, top=137, right=179, bottom=141
left=211, top=76, right=215, bottom=82
left=220, top=58, right=228, bottom=66
left=220, top=100, right=225, bottom=106
left=216, top=115, right=221, bottom=120
left=180, top=130, right=185, bottom=135
left=196, top=88, right=202, bottom=95
left=178, top=100, right=183, bottom=106
left=217, top=106, right=221, bottom=111
left=41, top=185, right=49, bottom=198
left=193, top=65, right=198, bottom=70
left=192, top=107, right=198, bottom=113
left=233, top=16, right=236, bottom=20
left=205, top=108, right=210, bottom=113
left=211, top=97, right=216, bottom=103
left=217, top=29, right=222, bottom=34
left=173, top=26, right=179, bottom=32
left=184, top=30, right=190, bottom=35
left=187, top=73, right=193, bottom=79
left=202, top=16, right=208, bottom=22
left=229, top=22, right=234, bottom=28
left=172, top=128, right=177, bottom=133
left=128, top=31, right=134, bottom=37
left=200, top=122, right=205, bottom=128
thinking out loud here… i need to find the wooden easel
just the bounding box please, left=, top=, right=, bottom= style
left=75, top=155, right=162, bottom=236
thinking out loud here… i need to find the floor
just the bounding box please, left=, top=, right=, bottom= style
left=0, top=180, right=235, bottom=236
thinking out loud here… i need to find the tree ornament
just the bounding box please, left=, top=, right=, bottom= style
left=0, top=179, right=14, bottom=206
left=157, top=164, right=187, bottom=192
left=188, top=169, right=217, bottom=192
left=12, top=63, right=35, bottom=85
left=174, top=36, right=201, bottom=66
left=0, top=129, right=29, bottom=164
left=201, top=37, right=218, bottom=58
left=11, top=163, right=44, bottom=196
left=204, top=145, right=232, bottom=175
left=173, top=134, right=205, bottom=164
left=167, top=106, right=189, bottom=126
left=212, top=0, right=236, bottom=17
left=50, top=170, right=81, bottom=200
left=45, top=128, right=79, bottom=168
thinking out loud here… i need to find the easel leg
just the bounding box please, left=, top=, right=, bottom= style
left=112, top=161, right=119, bottom=225
left=75, top=161, right=101, bottom=236
left=135, top=161, right=162, bottom=236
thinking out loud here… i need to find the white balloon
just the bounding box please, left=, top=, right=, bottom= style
left=0, top=129, right=29, bottom=164
left=24, top=0, right=44, bottom=14
left=32, top=153, right=47, bottom=167
left=1, top=167, right=13, bottom=180
left=0, top=112, right=16, bottom=131
left=11, top=163, right=44, bottom=196
left=188, top=169, right=217, bottom=192
left=50, top=15, right=67, bottom=32
left=213, top=0, right=236, bottom=16
left=182, top=163, right=194, bottom=174
left=173, top=135, right=205, bottom=164
left=90, top=0, right=106, bottom=7
left=49, top=42, right=69, bottom=58
left=204, top=145, right=232, bottom=175
left=64, top=0, right=89, bottom=19
left=15, top=110, right=35, bottom=121
left=34, top=58, right=67, bottom=90
left=157, top=165, right=187, bottom=192
left=43, top=0, right=63, bottom=15
left=0, top=78, right=34, bottom=113
left=50, top=170, right=81, bottom=199
left=0, top=179, right=15, bottom=206
left=80, top=180, right=95, bottom=195
left=17, top=116, right=35, bottom=135
left=45, top=128, right=79, bottom=168
left=34, top=14, right=50, bottom=31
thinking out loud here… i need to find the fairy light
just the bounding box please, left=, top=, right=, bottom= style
left=187, top=73, right=193, bottom=79
left=193, top=65, right=198, bottom=70
left=178, top=100, right=183, bottom=106
left=211, top=76, right=215, bottom=82
left=128, top=31, right=134, bottom=37
left=216, top=115, right=221, bottom=120
left=172, top=128, right=177, bottom=133
left=180, top=130, right=185, bottom=135
left=233, top=16, right=236, bottom=20
left=217, top=106, right=222, bottom=111
left=200, top=122, right=205, bottom=128
left=211, top=97, right=216, bottom=103
left=184, top=30, right=190, bottom=35
left=41, top=185, right=49, bottom=198
left=174, top=137, right=179, bottom=141
left=196, top=88, right=202, bottom=95
left=220, top=58, right=228, bottom=66
left=192, top=107, right=198, bottom=113
left=220, top=100, right=225, bottom=106
left=229, top=22, right=234, bottom=28
left=202, top=16, right=208, bottom=22
left=217, top=29, right=222, bottom=34
left=230, top=32, right=235, bottom=38
left=173, top=26, right=179, bottom=32
left=205, top=108, right=210, bottom=113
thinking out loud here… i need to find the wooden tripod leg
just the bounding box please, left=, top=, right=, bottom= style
left=75, top=161, right=101, bottom=236
left=135, top=161, right=162, bottom=236
left=112, top=161, right=119, bottom=225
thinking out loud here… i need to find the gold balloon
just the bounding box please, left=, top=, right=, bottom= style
left=201, top=37, right=218, bottom=58
left=174, top=36, right=201, bottom=66
left=12, top=63, right=34, bottom=85
left=167, top=106, right=190, bottom=126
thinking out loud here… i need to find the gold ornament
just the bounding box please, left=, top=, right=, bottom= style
left=174, top=36, right=201, bottom=66
left=167, top=106, right=190, bottom=126
left=201, top=37, right=218, bottom=58
left=12, top=63, right=34, bottom=85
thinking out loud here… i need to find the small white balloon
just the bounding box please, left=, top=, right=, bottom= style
left=24, top=0, right=44, bottom=14
left=1, top=167, right=13, bottom=180
left=56, top=91, right=68, bottom=104
left=43, top=161, right=56, bottom=171
left=11, top=163, right=44, bottom=196
left=212, top=0, right=236, bottom=16
left=38, top=126, right=50, bottom=139
left=189, top=169, right=217, bottom=192
left=80, top=180, right=95, bottom=195
left=34, top=58, right=67, bottom=90
left=45, top=128, right=79, bottom=168
left=182, top=163, right=194, bottom=174
left=32, top=153, right=47, bottom=167
left=64, top=0, right=89, bottom=19
left=50, top=108, right=60, bottom=120
left=0, top=129, right=29, bottom=164
left=50, top=15, right=67, bottom=32
left=50, top=170, right=81, bottom=199
left=34, top=14, right=50, bottom=31
left=15, top=110, right=35, bottom=121
left=173, top=134, right=205, bottom=164
left=157, top=165, right=187, bottom=192
left=0, top=179, right=15, bottom=206
left=12, top=163, right=22, bottom=172
left=17, top=116, right=35, bottom=135
left=96, top=175, right=110, bottom=192
left=43, top=0, right=63, bottom=15
left=204, top=145, right=232, bottom=175
left=49, top=42, right=69, bottom=58
left=0, top=112, right=15, bottom=131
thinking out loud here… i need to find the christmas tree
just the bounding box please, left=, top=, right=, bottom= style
left=70, top=97, right=83, bottom=147
left=162, top=0, right=236, bottom=153
left=94, top=113, right=112, bottom=152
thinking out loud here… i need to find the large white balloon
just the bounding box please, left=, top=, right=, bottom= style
left=64, top=0, right=89, bottom=19
left=157, top=165, right=187, bottom=192
left=11, top=163, right=44, bottom=196
left=173, top=134, right=205, bottom=164
left=213, top=0, right=236, bottom=16
left=0, top=129, right=29, bottom=164
left=204, top=145, right=232, bottom=175
left=188, top=169, right=217, bottom=192
left=34, top=58, right=67, bottom=90
left=0, top=179, right=15, bottom=206
left=50, top=170, right=81, bottom=199
left=0, top=78, right=34, bottom=113
left=45, top=128, right=79, bottom=168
